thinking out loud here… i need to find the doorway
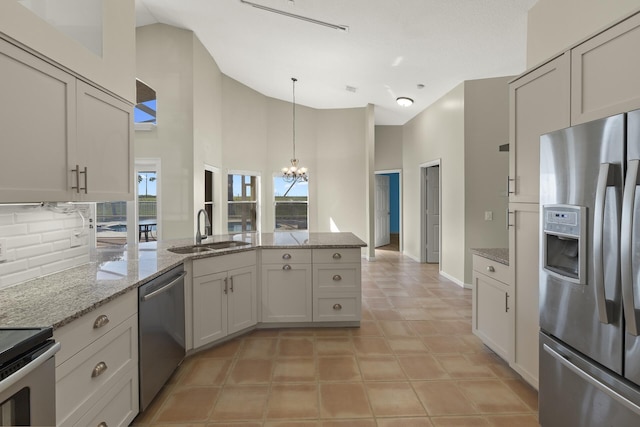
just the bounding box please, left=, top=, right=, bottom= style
left=375, top=170, right=401, bottom=251
left=421, top=161, right=441, bottom=264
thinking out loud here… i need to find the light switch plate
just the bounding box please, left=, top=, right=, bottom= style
left=484, top=211, right=493, bottom=221
left=0, top=238, right=7, bottom=262
left=70, top=230, right=82, bottom=248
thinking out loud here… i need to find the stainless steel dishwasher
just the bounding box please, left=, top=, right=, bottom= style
left=139, top=264, right=186, bottom=412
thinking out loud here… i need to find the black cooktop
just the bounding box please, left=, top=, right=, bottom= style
left=0, top=327, right=53, bottom=368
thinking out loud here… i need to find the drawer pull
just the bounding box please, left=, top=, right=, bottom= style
left=97, top=423, right=108, bottom=427
left=91, top=361, right=108, bottom=378
left=93, top=314, right=110, bottom=329
left=333, top=274, right=342, bottom=281
left=486, top=266, right=495, bottom=273
left=332, top=253, right=342, bottom=260
left=283, top=264, right=292, bottom=270
left=282, top=253, right=292, bottom=260
left=333, top=303, right=342, bottom=310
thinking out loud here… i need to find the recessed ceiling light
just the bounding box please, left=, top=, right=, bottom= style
left=396, top=97, right=414, bottom=107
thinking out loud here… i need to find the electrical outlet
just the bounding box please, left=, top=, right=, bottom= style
left=0, top=238, right=7, bottom=262
left=70, top=230, right=83, bottom=248
left=484, top=211, right=493, bottom=221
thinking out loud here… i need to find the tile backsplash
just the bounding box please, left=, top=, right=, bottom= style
left=0, top=203, right=91, bottom=290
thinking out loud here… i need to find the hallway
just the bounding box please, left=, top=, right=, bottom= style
left=133, top=248, right=538, bottom=426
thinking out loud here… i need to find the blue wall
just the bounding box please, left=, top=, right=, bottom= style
left=382, top=173, right=400, bottom=233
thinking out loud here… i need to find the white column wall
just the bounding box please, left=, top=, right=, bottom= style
left=375, top=126, right=403, bottom=171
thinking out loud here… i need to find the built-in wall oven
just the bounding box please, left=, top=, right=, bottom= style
left=0, top=327, right=60, bottom=426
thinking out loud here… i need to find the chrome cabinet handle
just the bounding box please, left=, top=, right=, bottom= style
left=505, top=293, right=509, bottom=312
left=282, top=253, right=292, bottom=260
left=230, top=276, right=234, bottom=293
left=332, top=253, right=342, bottom=260
left=506, top=209, right=514, bottom=229
left=594, top=163, right=613, bottom=324
left=506, top=175, right=515, bottom=195
left=622, top=159, right=640, bottom=335
left=333, top=303, right=342, bottom=310
left=91, top=361, right=108, bottom=378
left=333, top=274, right=342, bottom=281
left=93, top=314, right=110, bottom=329
left=283, top=264, right=292, bottom=270
left=486, top=266, right=495, bottom=273
left=72, top=165, right=80, bottom=193
left=224, top=277, right=228, bottom=294
left=82, top=166, right=88, bottom=193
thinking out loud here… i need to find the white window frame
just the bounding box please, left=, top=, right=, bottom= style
left=273, top=173, right=309, bottom=232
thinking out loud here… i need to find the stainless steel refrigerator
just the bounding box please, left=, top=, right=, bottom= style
left=539, top=110, right=640, bottom=426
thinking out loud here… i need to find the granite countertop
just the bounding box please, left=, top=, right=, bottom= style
left=0, top=231, right=366, bottom=329
left=470, top=248, right=509, bottom=266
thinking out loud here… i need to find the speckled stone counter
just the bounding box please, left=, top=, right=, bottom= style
left=0, top=232, right=365, bottom=329
left=470, top=248, right=509, bottom=266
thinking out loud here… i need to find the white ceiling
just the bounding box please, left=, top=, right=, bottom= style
left=135, top=0, right=537, bottom=125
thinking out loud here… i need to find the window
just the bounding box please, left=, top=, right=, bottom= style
left=134, top=79, right=156, bottom=128
left=228, top=173, right=259, bottom=233
left=274, top=176, right=308, bottom=231
left=204, top=168, right=214, bottom=236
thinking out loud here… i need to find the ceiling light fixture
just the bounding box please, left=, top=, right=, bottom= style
left=396, top=97, right=414, bottom=107
left=282, top=78, right=308, bottom=183
left=240, top=0, right=349, bottom=32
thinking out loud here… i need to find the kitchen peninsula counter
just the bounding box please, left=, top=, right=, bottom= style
left=0, top=232, right=365, bottom=329
left=470, top=247, right=509, bottom=265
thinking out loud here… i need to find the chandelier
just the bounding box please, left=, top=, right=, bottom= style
left=281, top=77, right=308, bottom=182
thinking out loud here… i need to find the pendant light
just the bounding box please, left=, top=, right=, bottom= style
left=282, top=77, right=308, bottom=182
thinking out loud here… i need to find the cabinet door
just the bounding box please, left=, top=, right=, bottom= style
left=571, top=12, right=640, bottom=124
left=509, top=53, right=570, bottom=203
left=0, top=39, right=75, bottom=202
left=227, top=266, right=257, bottom=334
left=193, top=271, right=227, bottom=347
left=473, top=272, right=511, bottom=362
left=261, top=264, right=312, bottom=322
left=508, top=202, right=540, bottom=389
left=76, top=80, right=134, bottom=201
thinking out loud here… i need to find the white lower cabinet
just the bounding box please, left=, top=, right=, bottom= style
left=312, top=249, right=361, bottom=322
left=472, top=255, right=512, bottom=362
left=261, top=249, right=312, bottom=323
left=53, top=291, right=138, bottom=427
left=192, top=251, right=257, bottom=348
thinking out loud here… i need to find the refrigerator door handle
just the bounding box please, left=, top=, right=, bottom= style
left=622, top=159, right=640, bottom=335
left=594, top=163, right=613, bottom=324
left=543, top=344, right=640, bottom=417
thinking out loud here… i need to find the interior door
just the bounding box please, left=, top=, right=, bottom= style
left=375, top=175, right=390, bottom=247
left=426, top=166, right=440, bottom=263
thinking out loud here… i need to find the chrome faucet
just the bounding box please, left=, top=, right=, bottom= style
left=196, top=209, right=211, bottom=245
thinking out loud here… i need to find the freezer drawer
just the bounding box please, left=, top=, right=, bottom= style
left=540, top=332, right=640, bottom=427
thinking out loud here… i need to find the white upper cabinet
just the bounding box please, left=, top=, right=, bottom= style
left=509, top=53, right=571, bottom=203
left=571, top=12, right=640, bottom=125
left=0, top=38, right=133, bottom=202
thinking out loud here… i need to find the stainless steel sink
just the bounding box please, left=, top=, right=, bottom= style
left=201, top=241, right=250, bottom=250
left=167, top=241, right=250, bottom=254
left=167, top=246, right=213, bottom=254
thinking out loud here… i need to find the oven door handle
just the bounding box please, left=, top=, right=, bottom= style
left=0, top=342, right=60, bottom=394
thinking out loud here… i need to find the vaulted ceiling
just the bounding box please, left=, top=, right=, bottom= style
left=135, top=0, right=537, bottom=125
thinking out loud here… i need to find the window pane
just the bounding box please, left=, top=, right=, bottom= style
left=274, top=176, right=308, bottom=202
left=275, top=202, right=308, bottom=230
left=228, top=202, right=257, bottom=232
left=138, top=171, right=157, bottom=242
left=228, top=174, right=257, bottom=202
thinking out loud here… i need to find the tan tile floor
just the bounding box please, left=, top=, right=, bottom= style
left=131, top=248, right=539, bottom=427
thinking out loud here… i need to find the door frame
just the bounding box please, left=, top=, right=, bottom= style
left=374, top=169, right=403, bottom=252
left=420, top=159, right=442, bottom=264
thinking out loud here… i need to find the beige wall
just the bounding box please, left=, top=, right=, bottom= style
left=527, top=0, right=640, bottom=67
left=136, top=24, right=197, bottom=240
left=463, top=77, right=511, bottom=283
left=403, top=83, right=466, bottom=283
left=0, top=0, right=136, bottom=102
left=375, top=126, right=403, bottom=171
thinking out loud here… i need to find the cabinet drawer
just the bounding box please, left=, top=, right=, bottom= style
left=261, top=248, right=311, bottom=264
left=54, top=291, right=137, bottom=365
left=193, top=250, right=256, bottom=277
left=472, top=255, right=509, bottom=284
left=73, top=368, right=138, bottom=427
left=314, top=295, right=361, bottom=322
left=312, top=248, right=360, bottom=264
left=56, top=315, right=137, bottom=426
left=314, top=265, right=360, bottom=294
